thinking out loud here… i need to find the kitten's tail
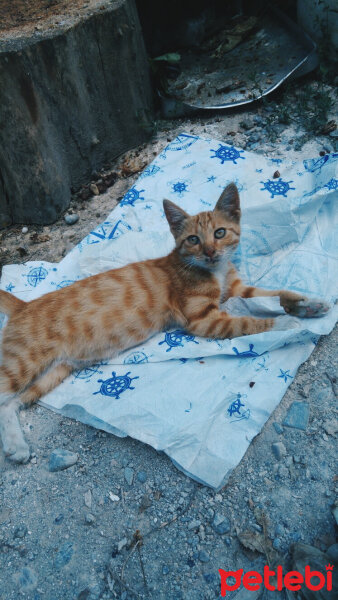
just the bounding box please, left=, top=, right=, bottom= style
left=0, top=290, right=25, bottom=315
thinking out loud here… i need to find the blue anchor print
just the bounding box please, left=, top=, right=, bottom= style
left=94, top=371, right=139, bottom=399
left=278, top=369, right=293, bottom=383
left=120, top=187, right=145, bottom=207
left=303, top=153, right=338, bottom=173
left=26, top=266, right=48, bottom=287
left=72, top=362, right=108, bottom=384
left=159, top=330, right=199, bottom=352
left=260, top=179, right=295, bottom=198
left=210, top=144, right=245, bottom=165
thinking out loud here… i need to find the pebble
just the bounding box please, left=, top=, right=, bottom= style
left=90, top=183, right=100, bottom=195
left=54, top=514, right=64, bottom=524
left=283, top=402, right=309, bottom=431
left=64, top=213, right=79, bottom=225
left=136, top=470, right=147, bottom=483
left=203, top=573, right=216, bottom=584
left=275, top=524, right=284, bottom=536
left=117, top=537, right=128, bottom=552
left=272, top=442, right=287, bottom=461
left=273, top=422, right=284, bottom=434
left=13, top=567, right=37, bottom=592
left=85, top=513, right=96, bottom=525
left=188, top=519, right=201, bottom=531
left=49, top=449, right=78, bottom=472
left=108, top=492, right=120, bottom=502
left=84, top=490, right=92, bottom=508
left=162, top=565, right=170, bottom=575
left=198, top=550, right=210, bottom=563
left=212, top=513, right=231, bottom=535
left=13, top=524, right=28, bottom=539
left=21, top=227, right=28, bottom=234
left=124, top=467, right=134, bottom=486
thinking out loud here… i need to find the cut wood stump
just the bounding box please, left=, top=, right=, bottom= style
left=0, top=0, right=154, bottom=227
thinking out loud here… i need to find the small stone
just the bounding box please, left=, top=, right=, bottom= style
left=278, top=465, right=289, bottom=478
left=49, top=449, right=78, bottom=472
left=14, top=524, right=28, bottom=539
left=21, top=226, right=28, bottom=234
left=329, top=129, right=338, bottom=138
left=54, top=514, right=64, bottom=524
left=188, top=519, right=201, bottom=531
left=162, top=565, right=170, bottom=575
left=124, top=467, right=134, bottom=486
left=84, top=490, right=92, bottom=508
left=137, top=471, right=147, bottom=483
left=108, top=491, right=120, bottom=502
left=13, top=567, right=37, bottom=592
left=272, top=442, right=287, bottom=461
left=275, top=524, right=284, bottom=536
left=212, top=513, right=231, bottom=535
left=117, top=537, right=128, bottom=552
left=283, top=402, right=309, bottom=431
left=203, top=573, right=216, bottom=584
left=273, top=422, right=284, bottom=434
left=198, top=550, right=210, bottom=563
left=323, top=419, right=338, bottom=436
left=90, top=183, right=100, bottom=195
left=64, top=214, right=79, bottom=225
left=85, top=513, right=96, bottom=525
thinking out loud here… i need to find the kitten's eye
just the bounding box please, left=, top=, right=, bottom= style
left=187, top=235, right=200, bottom=245
left=214, top=228, right=226, bottom=239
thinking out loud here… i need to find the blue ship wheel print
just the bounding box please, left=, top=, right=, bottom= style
left=210, top=144, right=245, bottom=165
left=159, top=330, right=199, bottom=352
left=26, top=266, right=48, bottom=287
left=232, top=344, right=261, bottom=358
left=172, top=181, right=188, bottom=196
left=260, top=179, right=295, bottom=198
left=94, top=371, right=139, bottom=399
left=120, top=187, right=145, bottom=207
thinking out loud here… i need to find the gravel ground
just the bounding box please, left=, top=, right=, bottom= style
left=0, top=81, right=337, bottom=600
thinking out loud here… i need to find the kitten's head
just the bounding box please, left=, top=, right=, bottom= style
left=163, top=183, right=240, bottom=270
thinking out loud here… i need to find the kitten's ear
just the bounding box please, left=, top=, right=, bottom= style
left=214, top=183, right=241, bottom=223
left=163, top=199, right=189, bottom=237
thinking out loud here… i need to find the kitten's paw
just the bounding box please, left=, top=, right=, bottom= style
left=5, top=441, right=30, bottom=464
left=272, top=316, right=301, bottom=331
left=283, top=299, right=331, bottom=319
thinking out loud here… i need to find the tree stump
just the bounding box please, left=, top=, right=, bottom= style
left=0, top=0, right=154, bottom=227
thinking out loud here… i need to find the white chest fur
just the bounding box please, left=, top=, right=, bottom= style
left=213, top=260, right=230, bottom=305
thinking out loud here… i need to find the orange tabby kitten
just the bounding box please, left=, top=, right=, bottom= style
left=0, top=183, right=329, bottom=463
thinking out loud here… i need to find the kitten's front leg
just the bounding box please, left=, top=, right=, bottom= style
left=0, top=400, right=30, bottom=463
left=226, top=267, right=330, bottom=318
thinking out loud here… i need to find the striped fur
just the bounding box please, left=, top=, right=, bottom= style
left=0, top=183, right=309, bottom=462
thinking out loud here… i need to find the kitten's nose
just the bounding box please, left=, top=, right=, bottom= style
left=204, top=246, right=216, bottom=258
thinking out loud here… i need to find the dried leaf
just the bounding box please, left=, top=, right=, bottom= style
left=237, top=530, right=265, bottom=554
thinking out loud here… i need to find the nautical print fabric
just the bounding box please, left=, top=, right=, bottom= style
left=1, top=134, right=337, bottom=488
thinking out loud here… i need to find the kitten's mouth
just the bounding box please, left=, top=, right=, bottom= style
left=204, top=256, right=220, bottom=264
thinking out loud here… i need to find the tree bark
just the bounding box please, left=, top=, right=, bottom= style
left=0, top=0, right=154, bottom=227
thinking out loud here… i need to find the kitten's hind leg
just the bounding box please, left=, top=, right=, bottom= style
left=20, top=363, right=73, bottom=405
left=0, top=400, right=30, bottom=463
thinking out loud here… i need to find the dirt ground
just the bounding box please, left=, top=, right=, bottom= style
left=0, top=53, right=337, bottom=600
